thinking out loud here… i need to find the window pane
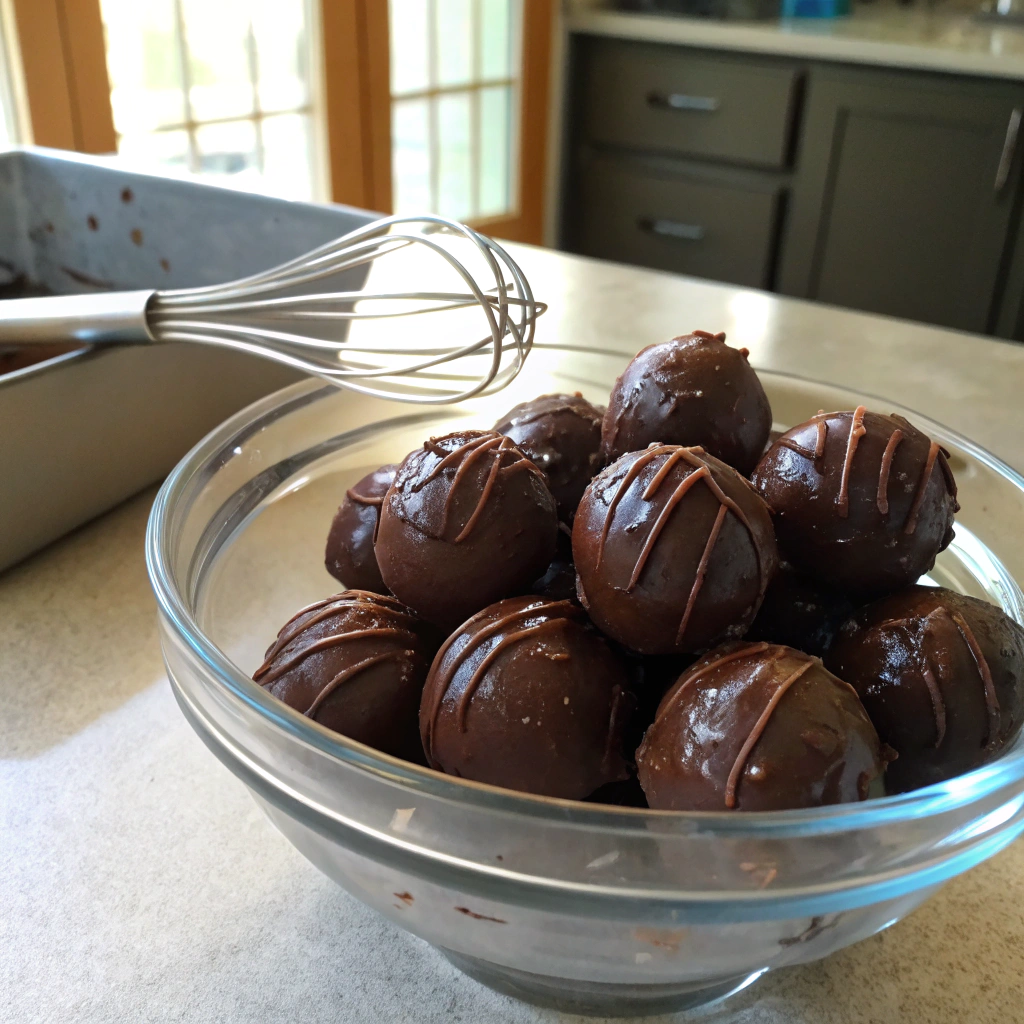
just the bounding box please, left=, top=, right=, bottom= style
left=392, top=98, right=430, bottom=215
left=436, top=0, right=473, bottom=89
left=194, top=119, right=259, bottom=186
left=261, top=113, right=313, bottom=201
left=437, top=93, right=471, bottom=220
left=0, top=14, right=19, bottom=144
left=102, top=0, right=185, bottom=133
left=480, top=0, right=514, bottom=80
left=181, top=0, right=254, bottom=123
left=99, top=0, right=320, bottom=201
left=479, top=86, right=512, bottom=218
left=252, top=0, right=309, bottom=113
left=390, top=0, right=429, bottom=96
left=117, top=129, right=191, bottom=174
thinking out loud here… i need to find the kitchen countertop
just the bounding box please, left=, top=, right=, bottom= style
left=567, top=2, right=1024, bottom=79
left=4, top=247, right=1024, bottom=1024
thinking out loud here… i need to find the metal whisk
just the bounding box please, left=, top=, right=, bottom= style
left=0, top=214, right=544, bottom=404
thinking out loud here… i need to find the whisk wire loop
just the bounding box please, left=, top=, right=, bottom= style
left=146, top=214, right=543, bottom=404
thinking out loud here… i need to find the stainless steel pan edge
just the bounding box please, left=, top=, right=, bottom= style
left=0, top=147, right=378, bottom=571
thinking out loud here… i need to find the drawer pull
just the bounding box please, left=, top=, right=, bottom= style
left=639, top=217, right=706, bottom=242
left=647, top=92, right=720, bottom=114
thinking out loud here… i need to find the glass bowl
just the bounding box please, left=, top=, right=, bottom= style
left=146, top=349, right=1024, bottom=1019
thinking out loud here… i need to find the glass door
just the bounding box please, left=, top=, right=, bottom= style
left=389, top=0, right=551, bottom=241
left=98, top=0, right=323, bottom=199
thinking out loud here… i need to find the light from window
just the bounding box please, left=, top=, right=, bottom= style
left=390, top=0, right=520, bottom=222
left=0, top=9, right=20, bottom=146
left=99, top=0, right=322, bottom=200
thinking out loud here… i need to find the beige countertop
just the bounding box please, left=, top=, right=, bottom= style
left=568, top=2, right=1024, bottom=79
left=4, top=248, right=1024, bottom=1022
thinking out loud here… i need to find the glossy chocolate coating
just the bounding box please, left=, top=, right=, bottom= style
left=375, top=430, right=558, bottom=629
left=601, top=332, right=772, bottom=475
left=494, top=392, right=604, bottom=522
left=746, top=563, right=857, bottom=659
left=752, top=408, right=959, bottom=595
left=573, top=444, right=779, bottom=655
left=828, top=586, right=1024, bottom=794
left=637, top=641, right=887, bottom=811
left=530, top=528, right=578, bottom=603
left=324, top=464, right=396, bottom=593
left=420, top=596, right=634, bottom=798
left=253, top=591, right=438, bottom=762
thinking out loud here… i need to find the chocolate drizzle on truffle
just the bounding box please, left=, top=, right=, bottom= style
left=753, top=409, right=959, bottom=595
left=254, top=591, right=438, bottom=761
left=493, top=392, right=604, bottom=522
left=637, top=641, right=886, bottom=811
left=837, top=405, right=867, bottom=517
left=828, top=586, right=1024, bottom=794
left=420, top=595, right=633, bottom=798
left=376, top=429, right=558, bottom=628
left=724, top=652, right=818, bottom=808
left=876, top=428, right=904, bottom=515
left=419, top=432, right=544, bottom=542
left=422, top=597, right=578, bottom=756
left=575, top=445, right=777, bottom=655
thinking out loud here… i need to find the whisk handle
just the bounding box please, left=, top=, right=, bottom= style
left=0, top=290, right=156, bottom=345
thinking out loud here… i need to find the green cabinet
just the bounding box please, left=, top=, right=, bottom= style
left=778, top=68, right=1024, bottom=334
left=562, top=34, right=1024, bottom=339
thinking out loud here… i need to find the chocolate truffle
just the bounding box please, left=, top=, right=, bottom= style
left=752, top=407, right=959, bottom=595
left=637, top=641, right=888, bottom=811
left=420, top=596, right=634, bottom=798
left=253, top=591, right=438, bottom=762
left=530, top=527, right=578, bottom=603
left=324, top=464, right=396, bottom=593
left=494, top=392, right=604, bottom=521
left=601, top=332, right=772, bottom=475
left=746, top=564, right=857, bottom=659
left=828, top=586, right=1024, bottom=794
left=375, top=430, right=558, bottom=629
left=573, top=444, right=779, bottom=655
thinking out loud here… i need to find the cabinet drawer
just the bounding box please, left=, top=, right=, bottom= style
left=573, top=156, right=781, bottom=289
left=579, top=38, right=801, bottom=169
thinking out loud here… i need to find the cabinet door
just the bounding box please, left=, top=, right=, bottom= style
left=778, top=69, right=1024, bottom=333
left=572, top=152, right=783, bottom=289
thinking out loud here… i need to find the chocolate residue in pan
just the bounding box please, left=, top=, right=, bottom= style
left=87, top=215, right=99, bottom=231
left=159, top=258, right=171, bottom=273
left=60, top=265, right=115, bottom=290
left=121, top=187, right=134, bottom=203
left=393, top=892, right=414, bottom=905
left=454, top=907, right=507, bottom=923
left=130, top=228, right=143, bottom=246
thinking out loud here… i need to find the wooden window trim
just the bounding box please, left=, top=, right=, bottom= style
left=9, top=0, right=115, bottom=153
left=320, top=0, right=392, bottom=212
left=342, top=0, right=555, bottom=243
left=6, top=0, right=553, bottom=243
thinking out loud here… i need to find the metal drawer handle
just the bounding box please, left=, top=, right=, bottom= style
left=639, top=217, right=706, bottom=242
left=647, top=91, right=720, bottom=114
left=995, top=107, right=1022, bottom=192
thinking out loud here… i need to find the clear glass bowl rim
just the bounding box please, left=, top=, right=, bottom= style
left=146, top=367, right=1024, bottom=840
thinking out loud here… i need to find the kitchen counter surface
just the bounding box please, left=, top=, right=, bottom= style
left=568, top=3, right=1024, bottom=79
left=4, top=247, right=1024, bottom=1023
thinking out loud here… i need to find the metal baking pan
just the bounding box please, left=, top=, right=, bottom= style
left=0, top=148, right=376, bottom=572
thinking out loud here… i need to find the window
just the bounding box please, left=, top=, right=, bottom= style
left=98, top=0, right=323, bottom=200
left=0, top=6, right=22, bottom=145
left=389, top=0, right=521, bottom=223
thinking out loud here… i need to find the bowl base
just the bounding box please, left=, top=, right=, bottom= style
left=439, top=947, right=766, bottom=1018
